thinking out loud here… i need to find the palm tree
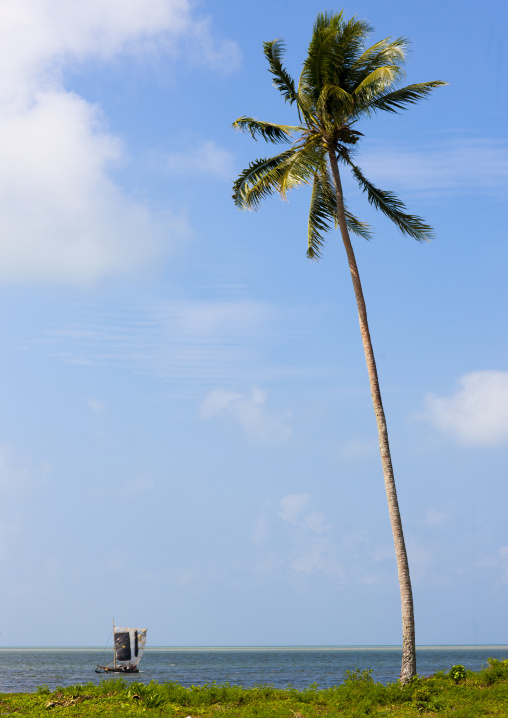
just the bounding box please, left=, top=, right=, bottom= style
left=232, top=11, right=445, bottom=683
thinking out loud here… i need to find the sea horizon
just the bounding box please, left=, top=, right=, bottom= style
left=1, top=644, right=507, bottom=652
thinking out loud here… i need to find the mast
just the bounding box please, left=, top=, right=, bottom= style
left=113, top=618, right=116, bottom=670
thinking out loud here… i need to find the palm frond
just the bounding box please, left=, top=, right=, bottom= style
left=307, top=172, right=332, bottom=259
left=232, top=149, right=295, bottom=209
left=301, top=15, right=378, bottom=115
left=308, top=168, right=372, bottom=258
left=295, top=87, right=320, bottom=128
left=350, top=37, right=407, bottom=73
left=316, top=83, right=355, bottom=118
left=233, top=117, right=301, bottom=144
left=352, top=65, right=403, bottom=96
left=344, top=208, right=373, bottom=240
left=340, top=36, right=408, bottom=100
left=349, top=163, right=434, bottom=241
left=263, top=39, right=299, bottom=105
left=321, top=165, right=373, bottom=239
left=279, top=139, right=326, bottom=197
left=299, top=11, right=346, bottom=103
left=353, top=80, right=447, bottom=117
left=328, top=16, right=373, bottom=82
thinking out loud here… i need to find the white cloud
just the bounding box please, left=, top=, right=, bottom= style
left=0, top=0, right=239, bottom=91
left=165, top=140, right=234, bottom=177
left=0, top=0, right=239, bottom=284
left=358, top=138, right=508, bottom=197
left=200, top=387, right=292, bottom=444
left=423, top=370, right=508, bottom=446
left=0, top=89, right=186, bottom=284
left=278, top=493, right=310, bottom=524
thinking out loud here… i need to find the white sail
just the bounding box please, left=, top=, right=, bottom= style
left=113, top=626, right=147, bottom=667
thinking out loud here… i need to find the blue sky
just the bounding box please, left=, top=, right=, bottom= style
left=0, top=0, right=507, bottom=648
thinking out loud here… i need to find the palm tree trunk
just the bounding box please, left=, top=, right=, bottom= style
left=327, top=148, right=416, bottom=683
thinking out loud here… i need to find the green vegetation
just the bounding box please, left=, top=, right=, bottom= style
left=1, top=658, right=508, bottom=716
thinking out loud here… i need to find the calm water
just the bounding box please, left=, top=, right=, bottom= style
left=0, top=647, right=507, bottom=693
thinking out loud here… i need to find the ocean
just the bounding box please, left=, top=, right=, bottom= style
left=0, top=647, right=507, bottom=693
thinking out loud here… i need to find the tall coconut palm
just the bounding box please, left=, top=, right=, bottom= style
left=232, top=11, right=445, bottom=683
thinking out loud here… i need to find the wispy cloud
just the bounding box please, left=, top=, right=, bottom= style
left=181, top=16, right=241, bottom=75
left=250, top=497, right=458, bottom=588
left=249, top=495, right=342, bottom=580
left=278, top=493, right=310, bottom=524
left=42, top=297, right=323, bottom=393
left=165, top=140, right=234, bottom=178
left=289, top=538, right=345, bottom=577
left=355, top=138, right=508, bottom=197
left=200, top=387, right=292, bottom=444
left=0, top=0, right=238, bottom=284
left=278, top=493, right=342, bottom=577
left=422, top=370, right=508, bottom=446
left=49, top=300, right=271, bottom=382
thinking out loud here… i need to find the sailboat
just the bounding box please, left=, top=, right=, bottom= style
left=95, top=621, right=147, bottom=673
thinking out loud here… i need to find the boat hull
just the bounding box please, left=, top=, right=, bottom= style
left=95, top=666, right=139, bottom=674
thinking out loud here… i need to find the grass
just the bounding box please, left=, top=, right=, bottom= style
left=1, top=658, right=508, bottom=716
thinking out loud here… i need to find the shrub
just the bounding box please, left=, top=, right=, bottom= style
left=449, top=665, right=466, bottom=684
left=344, top=668, right=374, bottom=685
